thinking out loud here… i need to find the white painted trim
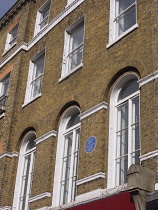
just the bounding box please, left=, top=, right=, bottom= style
left=0, top=151, right=18, bottom=159
left=0, top=0, right=85, bottom=69
left=35, top=130, right=57, bottom=145
left=0, top=113, right=5, bottom=118
left=0, top=42, right=28, bottom=68
left=29, top=192, right=51, bottom=203
left=155, top=183, right=158, bottom=191
left=76, top=172, right=105, bottom=186
left=67, top=0, right=76, bottom=7
left=75, top=189, right=104, bottom=204
left=80, top=102, right=108, bottom=120
left=48, top=184, right=128, bottom=209
left=140, top=150, right=158, bottom=162
left=36, top=207, right=48, bottom=210
left=138, top=70, right=158, bottom=87
left=0, top=206, right=11, bottom=210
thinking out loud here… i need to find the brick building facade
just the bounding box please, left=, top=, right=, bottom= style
left=0, top=0, right=158, bottom=209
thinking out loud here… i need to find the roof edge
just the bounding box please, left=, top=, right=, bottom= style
left=0, top=0, right=35, bottom=30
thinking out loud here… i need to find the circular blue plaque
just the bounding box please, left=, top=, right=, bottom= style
left=85, top=136, right=96, bottom=153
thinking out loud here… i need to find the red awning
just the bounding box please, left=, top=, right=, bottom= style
left=69, top=192, right=136, bottom=210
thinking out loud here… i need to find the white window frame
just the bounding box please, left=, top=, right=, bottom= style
left=34, top=0, right=51, bottom=36
left=0, top=74, right=10, bottom=113
left=107, top=0, right=138, bottom=48
left=23, top=49, right=45, bottom=106
left=4, top=24, right=18, bottom=52
left=12, top=131, right=36, bottom=210
left=59, top=16, right=85, bottom=82
left=52, top=106, right=81, bottom=207
left=107, top=73, right=140, bottom=189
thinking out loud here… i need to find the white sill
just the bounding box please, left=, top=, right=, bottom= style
left=59, top=63, right=83, bottom=83
left=22, top=94, right=41, bottom=108
left=2, top=43, right=17, bottom=56
left=0, top=113, right=5, bottom=119
left=65, top=0, right=78, bottom=8
left=106, top=24, right=138, bottom=49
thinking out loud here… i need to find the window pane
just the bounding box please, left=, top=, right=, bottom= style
left=60, top=180, right=69, bottom=205
left=9, top=26, right=18, bottom=47
left=60, top=133, right=73, bottom=205
left=118, top=0, right=135, bottom=14
left=11, top=27, right=18, bottom=38
left=131, top=97, right=140, bottom=150
left=19, top=155, right=31, bottom=210
left=117, top=103, right=128, bottom=130
left=62, top=133, right=73, bottom=182
left=132, top=150, right=140, bottom=165
left=42, top=8, right=49, bottom=20
left=131, top=96, right=140, bottom=165
left=26, top=139, right=36, bottom=151
left=116, top=103, right=128, bottom=185
left=0, top=95, right=7, bottom=106
left=71, top=128, right=80, bottom=201
left=116, top=129, right=128, bottom=158
left=117, top=103, right=128, bottom=158
left=132, top=96, right=139, bottom=124
left=2, top=77, right=10, bottom=96
left=71, top=25, right=84, bottom=50
left=69, top=45, right=83, bottom=71
left=66, top=112, right=80, bottom=129
left=68, top=24, right=84, bottom=71
left=31, top=78, right=42, bottom=97
left=40, top=18, right=48, bottom=29
left=34, top=56, right=44, bottom=78
left=40, top=5, right=50, bottom=30
left=116, top=155, right=128, bottom=185
left=64, top=133, right=73, bottom=157
left=118, top=79, right=139, bottom=101
left=117, top=5, right=136, bottom=36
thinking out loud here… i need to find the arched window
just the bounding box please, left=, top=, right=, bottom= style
left=108, top=73, right=140, bottom=188
left=52, top=107, right=80, bottom=207
left=12, top=131, right=36, bottom=210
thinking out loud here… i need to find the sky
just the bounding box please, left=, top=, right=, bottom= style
left=0, top=0, right=17, bottom=18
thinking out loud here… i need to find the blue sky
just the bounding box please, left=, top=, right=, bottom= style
left=0, top=0, right=17, bottom=18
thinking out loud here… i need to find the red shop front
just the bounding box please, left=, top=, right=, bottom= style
left=69, top=192, right=136, bottom=210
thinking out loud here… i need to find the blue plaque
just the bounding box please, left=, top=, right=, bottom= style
left=85, top=136, right=96, bottom=153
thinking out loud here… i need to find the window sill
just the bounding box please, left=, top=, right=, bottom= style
left=0, top=112, right=5, bottom=119
left=2, top=43, right=17, bottom=56
left=65, top=0, right=78, bottom=8
left=22, top=94, right=41, bottom=108
left=106, top=24, right=138, bottom=49
left=59, top=63, right=83, bottom=83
